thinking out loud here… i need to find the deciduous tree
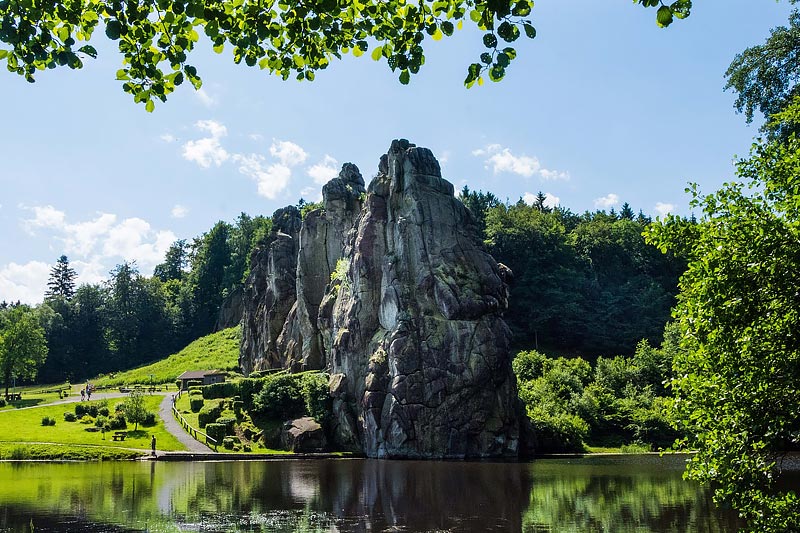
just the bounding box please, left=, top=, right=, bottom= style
left=0, top=306, right=48, bottom=397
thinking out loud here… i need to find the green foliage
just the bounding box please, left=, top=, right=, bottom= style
left=301, top=373, right=331, bottom=424
left=202, top=381, right=239, bottom=400
left=108, top=413, right=126, bottom=430
left=0, top=306, right=48, bottom=396
left=216, top=417, right=236, bottom=434
left=725, top=9, right=800, bottom=138
left=197, top=400, right=223, bottom=428
left=514, top=331, right=679, bottom=453
left=252, top=374, right=305, bottom=421
left=40, top=416, right=56, bottom=426
left=239, top=377, right=268, bottom=410
left=63, top=411, right=76, bottom=422
left=204, top=422, right=226, bottom=443
left=330, top=258, right=351, bottom=290
left=646, top=104, right=800, bottom=532
left=122, top=389, right=149, bottom=431
left=482, top=200, right=683, bottom=357
left=189, top=397, right=204, bottom=413
left=0, top=443, right=143, bottom=460
left=222, top=437, right=237, bottom=450
left=45, top=255, right=77, bottom=300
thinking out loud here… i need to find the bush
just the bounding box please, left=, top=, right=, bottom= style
left=202, top=381, right=239, bottom=400
left=239, top=377, right=268, bottom=409
left=222, top=437, right=238, bottom=450
left=216, top=417, right=236, bottom=434
left=189, top=389, right=203, bottom=396
left=79, top=415, right=94, bottom=424
left=108, top=413, right=127, bottom=430
left=190, top=397, right=205, bottom=412
left=63, top=412, right=77, bottom=422
left=302, top=373, right=331, bottom=423
left=75, top=402, right=102, bottom=418
left=98, top=406, right=110, bottom=417
left=252, top=374, right=304, bottom=420
left=142, top=412, right=157, bottom=427
left=41, top=416, right=56, bottom=426
left=0, top=398, right=6, bottom=408
left=95, top=415, right=108, bottom=428
left=205, top=423, right=227, bottom=443
left=198, top=400, right=223, bottom=428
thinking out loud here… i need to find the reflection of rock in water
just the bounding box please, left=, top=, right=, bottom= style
left=311, top=459, right=533, bottom=532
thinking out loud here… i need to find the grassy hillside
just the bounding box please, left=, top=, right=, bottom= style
left=93, top=327, right=241, bottom=387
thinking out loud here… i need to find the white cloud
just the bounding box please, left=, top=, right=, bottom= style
left=171, top=204, right=189, bottom=219
left=160, top=133, right=177, bottom=143
left=439, top=150, right=451, bottom=165
left=474, top=144, right=569, bottom=181
left=654, top=202, right=675, bottom=216
left=0, top=261, right=51, bottom=304
left=234, top=154, right=292, bottom=199
left=307, top=155, right=339, bottom=185
left=195, top=88, right=216, bottom=107
left=249, top=133, right=264, bottom=141
left=270, top=140, right=308, bottom=167
left=102, top=219, right=176, bottom=268
left=62, top=213, right=118, bottom=256
left=594, top=193, right=620, bottom=209
left=522, top=191, right=561, bottom=208
left=25, top=205, right=66, bottom=230
left=182, top=120, right=229, bottom=168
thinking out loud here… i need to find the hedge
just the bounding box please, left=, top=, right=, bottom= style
left=202, top=381, right=239, bottom=400
left=198, top=400, right=223, bottom=428
left=216, top=417, right=236, bottom=435
left=205, top=423, right=227, bottom=443
left=190, top=397, right=204, bottom=413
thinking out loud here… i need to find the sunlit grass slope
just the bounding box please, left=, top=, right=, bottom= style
left=93, top=326, right=241, bottom=387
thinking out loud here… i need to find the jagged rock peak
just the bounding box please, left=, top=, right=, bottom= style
left=271, top=205, right=302, bottom=235
left=323, top=163, right=366, bottom=213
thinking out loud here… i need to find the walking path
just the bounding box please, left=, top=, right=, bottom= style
left=157, top=394, right=212, bottom=453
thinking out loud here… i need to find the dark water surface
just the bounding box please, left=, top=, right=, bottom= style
left=0, top=455, right=747, bottom=532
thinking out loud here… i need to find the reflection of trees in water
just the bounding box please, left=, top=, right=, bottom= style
left=522, top=459, right=741, bottom=533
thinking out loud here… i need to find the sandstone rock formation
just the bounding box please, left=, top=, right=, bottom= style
left=281, top=417, right=328, bottom=452
left=240, top=140, right=528, bottom=458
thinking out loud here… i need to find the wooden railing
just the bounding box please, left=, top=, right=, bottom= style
left=171, top=393, right=217, bottom=451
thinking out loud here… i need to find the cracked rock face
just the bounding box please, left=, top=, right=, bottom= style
left=240, top=140, right=526, bottom=458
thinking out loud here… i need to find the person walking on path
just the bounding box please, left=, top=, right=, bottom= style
left=151, top=435, right=157, bottom=456
left=80, top=390, right=85, bottom=401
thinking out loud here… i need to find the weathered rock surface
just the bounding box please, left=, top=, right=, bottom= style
left=281, top=417, right=328, bottom=452
left=240, top=140, right=529, bottom=458
left=215, top=287, right=244, bottom=331
left=240, top=206, right=302, bottom=374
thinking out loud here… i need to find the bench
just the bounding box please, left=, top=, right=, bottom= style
left=112, top=432, right=127, bottom=441
left=5, top=393, right=21, bottom=401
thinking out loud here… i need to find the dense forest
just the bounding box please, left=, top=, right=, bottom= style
left=1, top=213, right=271, bottom=383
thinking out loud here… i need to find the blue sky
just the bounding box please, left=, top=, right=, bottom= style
left=0, top=1, right=792, bottom=303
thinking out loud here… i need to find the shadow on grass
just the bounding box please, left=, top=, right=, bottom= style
left=9, top=399, right=43, bottom=409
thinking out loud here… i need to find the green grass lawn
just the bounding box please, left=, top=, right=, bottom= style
left=92, top=327, right=241, bottom=388
left=0, top=396, right=186, bottom=452
left=0, top=442, right=145, bottom=460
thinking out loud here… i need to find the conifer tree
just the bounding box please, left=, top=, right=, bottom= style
left=45, top=255, right=77, bottom=300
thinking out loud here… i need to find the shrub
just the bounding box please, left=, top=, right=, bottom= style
left=513, top=350, right=549, bottom=382
left=98, top=406, right=110, bottom=417
left=239, top=377, right=268, bottom=409
left=189, top=389, right=203, bottom=396
left=222, top=437, right=237, bottom=450
left=205, top=423, right=227, bottom=443
left=301, top=373, right=331, bottom=424
left=190, top=397, right=205, bottom=412
left=41, top=416, right=56, bottom=426
left=216, top=417, right=236, bottom=434
left=243, top=444, right=251, bottom=452
left=75, top=403, right=100, bottom=418
left=142, top=412, right=157, bottom=427
left=63, top=412, right=77, bottom=422
left=198, top=400, right=223, bottom=428
left=0, top=398, right=6, bottom=408
left=95, top=415, right=108, bottom=428
left=108, top=414, right=127, bottom=430
left=114, top=402, right=125, bottom=412
left=202, top=381, right=239, bottom=400
left=10, top=446, right=29, bottom=459
left=252, top=374, right=304, bottom=420
left=79, top=415, right=94, bottom=424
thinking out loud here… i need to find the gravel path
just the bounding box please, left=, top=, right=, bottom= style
left=157, top=394, right=213, bottom=453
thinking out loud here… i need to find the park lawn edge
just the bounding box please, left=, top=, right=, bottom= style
left=0, top=442, right=146, bottom=461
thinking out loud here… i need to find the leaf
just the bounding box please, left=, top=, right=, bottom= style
left=105, top=20, right=122, bottom=40
left=483, top=33, right=497, bottom=48
left=145, top=99, right=155, bottom=112
left=353, top=46, right=363, bottom=57
left=213, top=43, right=224, bottom=54
left=432, top=28, right=443, bottom=41
left=441, top=21, right=454, bottom=36
left=371, top=46, right=383, bottom=61
left=78, top=45, right=97, bottom=59
left=656, top=6, right=674, bottom=28
left=523, top=23, right=536, bottom=39
left=0, top=50, right=8, bottom=60
left=399, top=69, right=410, bottom=85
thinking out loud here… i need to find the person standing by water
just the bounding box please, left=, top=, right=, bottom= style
left=151, top=435, right=156, bottom=457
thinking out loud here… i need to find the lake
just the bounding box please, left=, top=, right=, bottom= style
left=0, top=455, right=747, bottom=532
